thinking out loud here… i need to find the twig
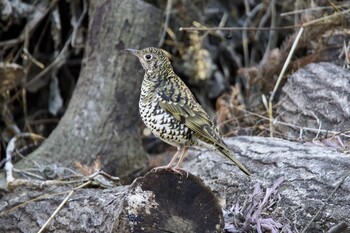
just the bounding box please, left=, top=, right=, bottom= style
left=5, top=133, right=45, bottom=186
left=1, top=170, right=119, bottom=218
left=242, top=3, right=263, bottom=67
left=71, top=0, right=88, bottom=48
left=0, top=190, right=72, bottom=217
left=37, top=180, right=92, bottom=233
left=36, top=170, right=119, bottom=232
left=254, top=4, right=271, bottom=59
left=302, top=8, right=350, bottom=27
left=180, top=25, right=300, bottom=32
left=22, top=48, right=45, bottom=69
left=180, top=8, right=350, bottom=33
left=92, top=170, right=120, bottom=183
left=0, top=1, right=57, bottom=48
left=243, top=0, right=250, bottom=14
left=268, top=27, right=304, bottom=137
left=311, top=112, right=322, bottom=142
left=280, top=3, right=350, bottom=17
left=6, top=178, right=85, bottom=190
left=301, top=171, right=350, bottom=233
left=13, top=167, right=46, bottom=180
left=266, top=0, right=277, bottom=53
left=26, top=33, right=72, bottom=88
left=158, top=0, right=173, bottom=47
left=224, top=106, right=350, bottom=139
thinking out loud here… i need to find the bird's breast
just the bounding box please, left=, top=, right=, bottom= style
left=139, top=88, right=191, bottom=147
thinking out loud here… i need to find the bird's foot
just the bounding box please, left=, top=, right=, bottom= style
left=152, top=166, right=189, bottom=177
left=171, top=166, right=189, bottom=178
left=151, top=165, right=171, bottom=172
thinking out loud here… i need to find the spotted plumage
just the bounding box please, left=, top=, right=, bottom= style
left=126, top=47, right=251, bottom=176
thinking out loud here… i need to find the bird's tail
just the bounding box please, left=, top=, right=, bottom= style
left=217, top=145, right=251, bottom=176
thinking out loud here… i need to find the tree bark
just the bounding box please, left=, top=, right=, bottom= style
left=15, top=0, right=163, bottom=178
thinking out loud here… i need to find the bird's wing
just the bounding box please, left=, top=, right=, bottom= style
left=157, top=76, right=252, bottom=176
left=156, top=76, right=225, bottom=147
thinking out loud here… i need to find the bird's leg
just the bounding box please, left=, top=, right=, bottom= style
left=174, top=147, right=189, bottom=168
left=152, top=147, right=183, bottom=172
left=172, top=147, right=189, bottom=177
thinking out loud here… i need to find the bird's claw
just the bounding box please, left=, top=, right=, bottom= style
left=152, top=166, right=189, bottom=178
left=171, top=167, right=189, bottom=178
left=170, top=167, right=184, bottom=176
left=151, top=165, right=171, bottom=173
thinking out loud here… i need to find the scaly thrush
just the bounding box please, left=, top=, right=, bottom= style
left=126, top=47, right=251, bottom=176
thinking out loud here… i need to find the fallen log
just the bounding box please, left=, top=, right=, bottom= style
left=0, top=170, right=223, bottom=233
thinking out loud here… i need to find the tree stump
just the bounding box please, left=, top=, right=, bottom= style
left=121, top=170, right=224, bottom=233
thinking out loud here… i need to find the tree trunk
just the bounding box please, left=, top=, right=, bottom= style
left=16, top=0, right=163, bottom=178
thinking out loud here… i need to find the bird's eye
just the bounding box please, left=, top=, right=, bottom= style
left=144, top=54, right=152, bottom=60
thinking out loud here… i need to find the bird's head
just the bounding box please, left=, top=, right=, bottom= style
left=126, top=47, right=172, bottom=74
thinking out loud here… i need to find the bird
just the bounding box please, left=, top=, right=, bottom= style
left=126, top=47, right=251, bottom=176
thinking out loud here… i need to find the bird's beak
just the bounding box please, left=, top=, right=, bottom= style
left=125, top=48, right=140, bottom=57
